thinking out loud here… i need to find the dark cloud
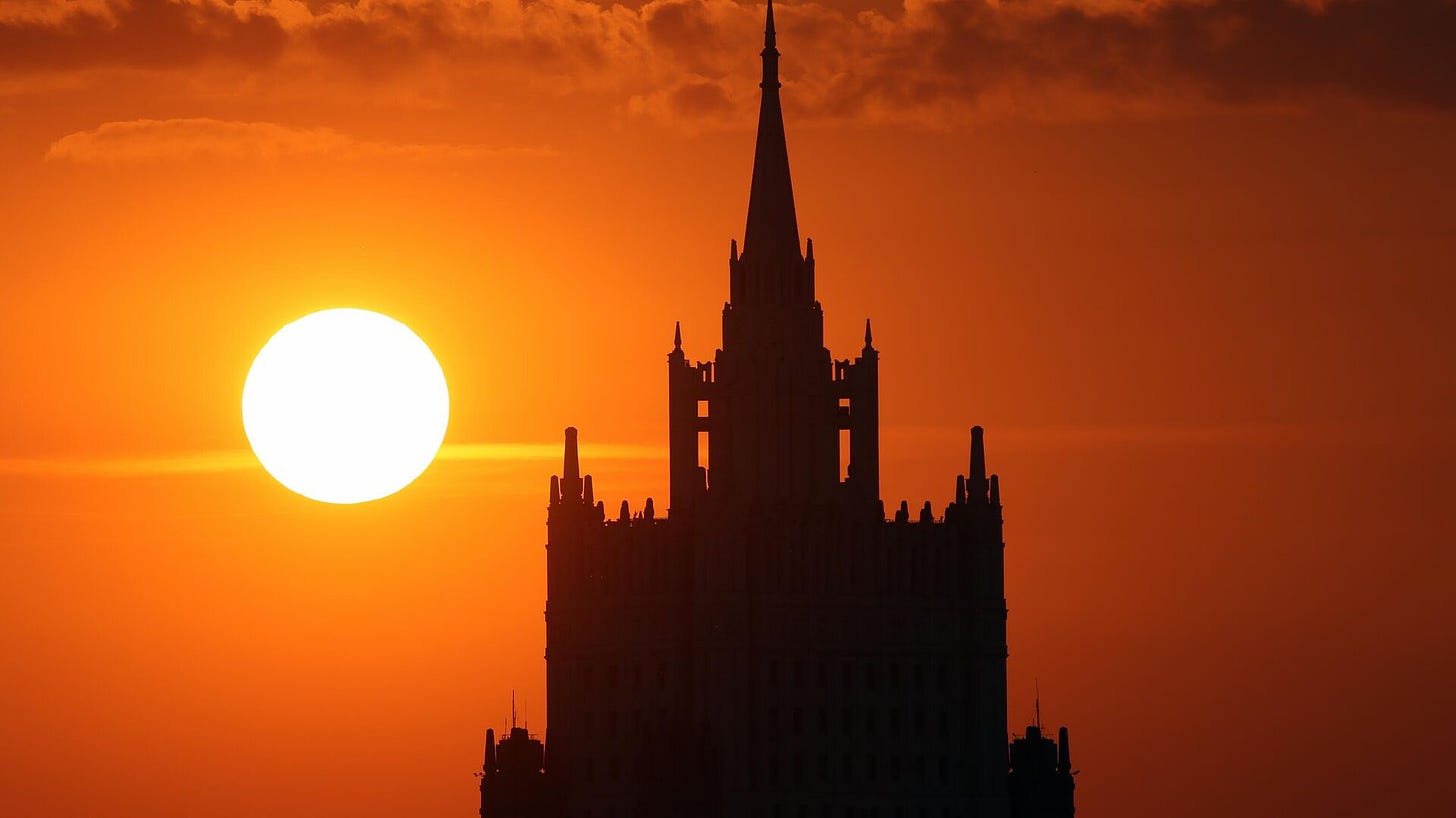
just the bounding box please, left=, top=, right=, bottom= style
left=3, top=0, right=1454, bottom=121
left=668, top=76, right=734, bottom=118
left=903, top=0, right=1456, bottom=110
left=0, top=0, right=287, bottom=71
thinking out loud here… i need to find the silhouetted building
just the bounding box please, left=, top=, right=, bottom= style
left=1008, top=711, right=1075, bottom=818
left=479, top=718, right=558, bottom=818
left=480, top=4, right=1076, bottom=818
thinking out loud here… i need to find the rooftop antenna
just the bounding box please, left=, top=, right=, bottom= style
left=1034, top=679, right=1042, bottom=732
left=512, top=689, right=518, bottom=731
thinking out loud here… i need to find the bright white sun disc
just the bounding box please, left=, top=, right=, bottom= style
left=242, top=308, right=449, bottom=504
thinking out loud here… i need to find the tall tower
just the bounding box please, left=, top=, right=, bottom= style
left=485, top=5, right=1075, bottom=818
left=667, top=1, right=882, bottom=512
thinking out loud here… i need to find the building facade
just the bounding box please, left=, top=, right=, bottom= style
left=481, top=4, right=1075, bottom=818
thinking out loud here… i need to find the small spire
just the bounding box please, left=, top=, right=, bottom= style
left=969, top=426, right=987, bottom=499
left=583, top=474, right=594, bottom=505
left=764, top=0, right=777, bottom=50
left=989, top=474, right=1001, bottom=506
left=644, top=497, right=656, bottom=520
left=562, top=427, right=582, bottom=499
left=1058, top=726, right=1071, bottom=774
left=806, top=237, right=814, bottom=261
left=864, top=318, right=873, bottom=348
left=484, top=728, right=496, bottom=774
left=730, top=238, right=738, bottom=261
left=549, top=474, right=559, bottom=505
left=955, top=474, right=966, bottom=505
left=619, top=499, right=630, bottom=521
left=673, top=321, right=682, bottom=351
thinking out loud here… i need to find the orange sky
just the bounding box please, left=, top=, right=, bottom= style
left=3, top=1, right=1456, bottom=817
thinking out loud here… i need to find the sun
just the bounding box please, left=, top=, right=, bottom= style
left=242, top=308, right=449, bottom=504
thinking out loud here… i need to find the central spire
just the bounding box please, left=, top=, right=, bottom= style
left=742, top=0, right=800, bottom=262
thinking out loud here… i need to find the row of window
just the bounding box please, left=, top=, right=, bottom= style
left=582, top=804, right=963, bottom=818
left=577, top=752, right=960, bottom=788
left=577, top=658, right=961, bottom=693
left=574, top=705, right=957, bottom=742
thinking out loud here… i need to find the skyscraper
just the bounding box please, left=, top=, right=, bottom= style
left=479, top=5, right=1074, bottom=817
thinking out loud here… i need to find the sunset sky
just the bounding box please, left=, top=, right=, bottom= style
left=3, top=1, right=1455, bottom=816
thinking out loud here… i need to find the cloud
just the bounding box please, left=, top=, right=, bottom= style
left=44, top=118, right=548, bottom=163
left=0, top=0, right=288, bottom=71
left=5, top=0, right=1455, bottom=124
left=0, top=441, right=667, bottom=478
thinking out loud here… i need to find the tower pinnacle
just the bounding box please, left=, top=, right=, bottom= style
left=743, top=0, right=800, bottom=262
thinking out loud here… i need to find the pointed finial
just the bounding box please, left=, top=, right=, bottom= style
left=989, top=473, right=1000, bottom=506
left=584, top=474, right=595, bottom=505
left=955, top=474, right=966, bottom=505
left=765, top=0, right=777, bottom=50
left=864, top=318, right=873, bottom=348
left=1058, top=726, right=1071, bottom=774
left=806, top=237, right=814, bottom=261
left=1035, top=679, right=1041, bottom=730
left=673, top=321, right=682, bottom=351
left=619, top=499, right=630, bottom=521
left=549, top=474, right=559, bottom=505
left=644, top=497, right=656, bottom=521
left=512, top=690, right=517, bottom=730
left=730, top=238, right=738, bottom=261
